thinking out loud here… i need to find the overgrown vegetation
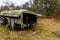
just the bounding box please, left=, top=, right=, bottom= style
left=0, top=18, right=60, bottom=40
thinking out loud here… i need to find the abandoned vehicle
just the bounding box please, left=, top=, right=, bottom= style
left=0, top=9, right=42, bottom=30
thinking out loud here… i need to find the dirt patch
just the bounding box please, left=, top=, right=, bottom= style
left=36, top=18, right=60, bottom=40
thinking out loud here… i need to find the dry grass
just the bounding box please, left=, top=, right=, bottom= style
left=0, top=18, right=60, bottom=40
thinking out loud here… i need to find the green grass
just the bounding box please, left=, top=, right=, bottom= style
left=0, top=25, right=42, bottom=40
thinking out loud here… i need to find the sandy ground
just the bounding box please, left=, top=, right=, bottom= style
left=0, top=18, right=60, bottom=40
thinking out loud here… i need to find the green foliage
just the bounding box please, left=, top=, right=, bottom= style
left=34, top=0, right=38, bottom=5
left=46, top=8, right=54, bottom=16
left=32, top=0, right=57, bottom=16
left=45, top=0, right=57, bottom=16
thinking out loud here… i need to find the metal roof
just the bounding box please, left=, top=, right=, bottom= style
left=0, top=9, right=43, bottom=17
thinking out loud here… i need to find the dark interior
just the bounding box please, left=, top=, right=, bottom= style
left=3, top=17, right=8, bottom=25
left=14, top=23, right=21, bottom=31
left=23, top=13, right=37, bottom=24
